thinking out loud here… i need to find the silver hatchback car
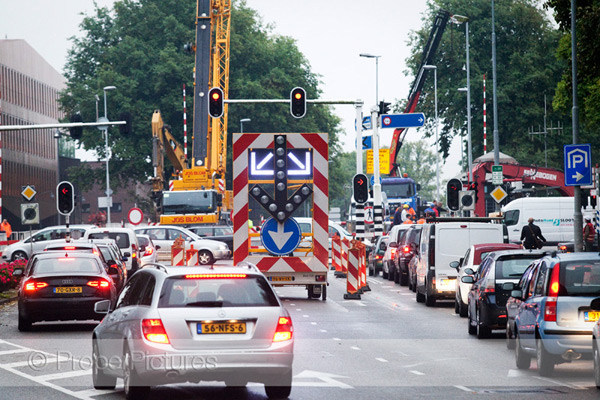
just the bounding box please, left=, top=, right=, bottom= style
left=92, top=264, right=294, bottom=399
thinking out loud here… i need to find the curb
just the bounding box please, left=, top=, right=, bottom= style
left=0, top=291, right=18, bottom=306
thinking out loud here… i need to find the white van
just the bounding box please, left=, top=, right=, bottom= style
left=502, top=197, right=593, bottom=245
left=414, top=221, right=508, bottom=306
left=84, top=227, right=141, bottom=272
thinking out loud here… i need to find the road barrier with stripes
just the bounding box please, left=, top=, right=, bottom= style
left=341, top=237, right=350, bottom=276
left=332, top=234, right=343, bottom=277
left=344, top=247, right=361, bottom=300
left=186, top=244, right=199, bottom=266
left=171, top=238, right=185, bottom=266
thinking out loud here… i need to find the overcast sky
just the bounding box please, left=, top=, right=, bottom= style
left=0, top=0, right=463, bottom=182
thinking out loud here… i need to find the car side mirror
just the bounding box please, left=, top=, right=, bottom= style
left=108, top=266, right=120, bottom=276
left=459, top=257, right=464, bottom=265
left=502, top=282, right=515, bottom=291
left=379, top=243, right=387, bottom=251
left=12, top=268, right=23, bottom=277
left=139, top=245, right=146, bottom=253
left=463, top=268, right=475, bottom=275
left=449, top=261, right=460, bottom=270
left=461, top=276, right=475, bottom=284
left=511, top=290, right=523, bottom=299
left=94, top=299, right=112, bottom=314
left=388, top=242, right=398, bottom=248
left=590, top=297, right=600, bottom=310
left=155, top=245, right=161, bottom=250
left=123, top=252, right=131, bottom=258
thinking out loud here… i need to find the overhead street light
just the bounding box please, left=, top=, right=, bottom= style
left=360, top=53, right=382, bottom=106
left=423, top=65, right=440, bottom=202
left=240, top=118, right=251, bottom=133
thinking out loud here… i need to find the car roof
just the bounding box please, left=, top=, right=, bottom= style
left=488, top=249, right=546, bottom=259
left=472, top=243, right=521, bottom=253
left=33, top=251, right=101, bottom=260
left=554, top=252, right=600, bottom=262
left=88, top=227, right=135, bottom=234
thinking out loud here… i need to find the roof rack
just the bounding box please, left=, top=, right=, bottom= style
left=141, top=263, right=169, bottom=273
left=425, top=217, right=504, bottom=223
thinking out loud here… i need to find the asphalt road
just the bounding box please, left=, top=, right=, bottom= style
left=0, top=260, right=598, bottom=399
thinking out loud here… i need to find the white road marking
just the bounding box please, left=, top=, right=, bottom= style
left=507, top=369, right=527, bottom=377
left=303, top=315, right=309, bottom=318
left=376, top=358, right=388, bottom=363
left=333, top=338, right=341, bottom=341
left=409, top=370, right=425, bottom=376
left=454, top=385, right=473, bottom=392
left=534, top=376, right=587, bottom=390
left=294, top=370, right=353, bottom=389
left=290, top=303, right=296, bottom=306
left=39, top=369, right=91, bottom=382
left=296, top=308, right=302, bottom=311
left=401, top=293, right=412, bottom=296
left=350, top=346, right=360, bottom=351
left=0, top=348, right=32, bottom=356
left=320, top=329, right=328, bottom=333
left=356, top=302, right=367, bottom=307
left=311, top=322, right=317, bottom=325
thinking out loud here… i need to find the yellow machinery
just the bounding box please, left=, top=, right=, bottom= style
left=151, top=0, right=233, bottom=225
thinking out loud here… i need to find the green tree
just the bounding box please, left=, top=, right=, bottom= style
left=395, top=141, right=437, bottom=200
left=405, top=0, right=569, bottom=169
left=60, top=0, right=348, bottom=205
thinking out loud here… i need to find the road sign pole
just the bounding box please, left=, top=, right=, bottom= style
left=371, top=108, right=382, bottom=235
left=355, top=102, right=363, bottom=174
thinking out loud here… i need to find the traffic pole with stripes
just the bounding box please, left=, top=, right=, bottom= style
left=355, top=202, right=365, bottom=240
left=373, top=204, right=384, bottom=237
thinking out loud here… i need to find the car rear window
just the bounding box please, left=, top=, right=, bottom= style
left=557, top=261, right=600, bottom=296
left=495, top=256, right=538, bottom=279
left=32, top=258, right=101, bottom=274
left=98, top=247, right=115, bottom=262
left=158, top=275, right=279, bottom=308
left=88, top=232, right=130, bottom=249
left=214, top=227, right=233, bottom=235
left=137, top=236, right=150, bottom=247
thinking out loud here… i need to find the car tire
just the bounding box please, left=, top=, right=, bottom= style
left=388, top=266, right=395, bottom=281
left=424, top=281, right=436, bottom=307
left=454, top=297, right=460, bottom=314
left=322, top=284, right=327, bottom=301
left=382, top=263, right=388, bottom=280
left=506, top=322, right=516, bottom=350
left=515, top=332, right=531, bottom=370
left=594, top=342, right=600, bottom=389
left=394, top=268, right=400, bottom=284
left=198, top=250, right=215, bottom=265
left=92, top=339, right=116, bottom=390
left=12, top=251, right=27, bottom=262
left=264, top=371, right=292, bottom=399
left=307, top=285, right=321, bottom=299
left=536, top=337, right=555, bottom=377
left=399, top=271, right=408, bottom=286
left=476, top=308, right=491, bottom=339
left=369, top=265, right=374, bottom=276
left=459, top=297, right=468, bottom=318
left=467, top=307, right=477, bottom=335
left=416, top=287, right=425, bottom=303
left=17, top=313, right=31, bottom=332
left=123, top=347, right=151, bottom=400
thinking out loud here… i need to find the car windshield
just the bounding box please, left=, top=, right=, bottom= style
left=495, top=256, right=538, bottom=279
left=88, top=232, right=130, bottom=249
left=557, top=261, right=600, bottom=296
left=137, top=236, right=150, bottom=247
left=158, top=275, right=279, bottom=308
left=504, top=210, right=519, bottom=226
left=382, top=182, right=414, bottom=198
left=32, top=258, right=101, bottom=274
left=162, top=191, right=216, bottom=215
left=98, top=247, right=115, bottom=262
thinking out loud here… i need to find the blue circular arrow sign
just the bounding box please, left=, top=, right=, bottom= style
left=260, top=217, right=302, bottom=256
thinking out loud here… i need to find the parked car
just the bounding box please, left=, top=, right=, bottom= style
left=14, top=252, right=118, bottom=331
left=92, top=265, right=293, bottom=399
left=590, top=298, right=600, bottom=387
left=136, top=234, right=159, bottom=266
left=368, top=236, right=388, bottom=276
left=395, top=225, right=423, bottom=287
left=84, top=227, right=141, bottom=273
left=384, top=224, right=412, bottom=282
left=452, top=243, right=522, bottom=317
left=1, top=225, right=95, bottom=261
left=187, top=225, right=233, bottom=254
left=512, top=252, right=600, bottom=376
left=414, top=221, right=508, bottom=307
left=134, top=225, right=230, bottom=265
left=463, top=250, right=544, bottom=339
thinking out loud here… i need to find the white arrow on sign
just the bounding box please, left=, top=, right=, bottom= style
left=250, top=151, right=274, bottom=176
left=287, top=152, right=311, bottom=175
left=268, top=222, right=293, bottom=250
left=573, top=171, right=584, bottom=181
left=293, top=370, right=353, bottom=389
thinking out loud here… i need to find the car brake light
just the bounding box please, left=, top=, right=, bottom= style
left=544, top=297, right=557, bottom=321
left=64, top=246, right=76, bottom=250
left=273, top=316, right=293, bottom=342
left=142, top=319, right=170, bottom=344
left=315, top=275, right=326, bottom=282
left=87, top=280, right=110, bottom=289
left=549, top=264, right=561, bottom=296
left=375, top=255, right=382, bottom=260
left=559, top=245, right=567, bottom=251
left=185, top=274, right=247, bottom=279
left=544, top=264, right=561, bottom=322
left=390, top=248, right=396, bottom=257
left=144, top=247, right=154, bottom=256
left=403, top=246, right=411, bottom=254
left=24, top=281, right=48, bottom=291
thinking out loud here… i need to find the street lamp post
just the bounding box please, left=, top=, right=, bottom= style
left=240, top=118, right=251, bottom=133
left=359, top=53, right=382, bottom=106
left=453, top=14, right=473, bottom=183
left=424, top=65, right=440, bottom=201
left=102, top=85, right=116, bottom=225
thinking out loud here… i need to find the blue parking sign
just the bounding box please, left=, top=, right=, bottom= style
left=564, top=144, right=592, bottom=186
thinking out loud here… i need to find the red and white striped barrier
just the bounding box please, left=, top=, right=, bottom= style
left=219, top=178, right=226, bottom=193
left=171, top=244, right=185, bottom=266
left=186, top=244, right=199, bottom=266
left=332, top=234, right=343, bottom=277
left=344, top=247, right=361, bottom=300
left=341, top=237, right=350, bottom=275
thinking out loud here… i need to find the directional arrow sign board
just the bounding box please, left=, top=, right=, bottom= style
left=232, top=132, right=329, bottom=286
left=260, top=217, right=302, bottom=256
left=564, top=144, right=592, bottom=186
left=380, top=113, right=425, bottom=129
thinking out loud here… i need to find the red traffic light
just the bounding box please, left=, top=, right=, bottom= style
left=208, top=87, right=224, bottom=118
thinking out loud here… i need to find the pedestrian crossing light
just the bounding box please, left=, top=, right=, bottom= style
left=290, top=87, right=306, bottom=118
left=57, top=181, right=75, bottom=215
left=208, top=87, right=224, bottom=118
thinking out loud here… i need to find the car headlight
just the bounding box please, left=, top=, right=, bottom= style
left=219, top=244, right=227, bottom=250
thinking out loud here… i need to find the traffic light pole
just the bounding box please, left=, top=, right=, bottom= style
left=356, top=102, right=363, bottom=175
left=371, top=108, right=383, bottom=237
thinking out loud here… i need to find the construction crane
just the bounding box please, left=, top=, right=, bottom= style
left=151, top=0, right=232, bottom=225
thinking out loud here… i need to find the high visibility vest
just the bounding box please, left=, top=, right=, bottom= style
left=416, top=218, right=426, bottom=224
left=584, top=223, right=596, bottom=242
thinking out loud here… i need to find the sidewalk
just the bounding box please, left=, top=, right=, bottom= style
left=0, top=289, right=17, bottom=305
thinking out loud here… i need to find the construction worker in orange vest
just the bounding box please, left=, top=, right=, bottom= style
left=402, top=214, right=414, bottom=225
left=416, top=214, right=427, bottom=224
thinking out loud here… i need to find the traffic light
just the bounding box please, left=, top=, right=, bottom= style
left=69, top=114, right=83, bottom=140
left=446, top=178, right=462, bottom=211
left=208, top=87, right=224, bottom=118
left=353, top=173, right=369, bottom=204
left=57, top=181, right=75, bottom=215
left=290, top=87, right=306, bottom=118
left=119, top=112, right=132, bottom=135
left=378, top=101, right=391, bottom=115
left=468, top=181, right=479, bottom=203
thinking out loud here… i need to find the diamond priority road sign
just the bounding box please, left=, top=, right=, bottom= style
left=490, top=186, right=508, bottom=203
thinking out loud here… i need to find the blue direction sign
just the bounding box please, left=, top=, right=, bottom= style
left=362, top=136, right=372, bottom=150
left=380, top=113, right=425, bottom=129
left=370, top=175, right=382, bottom=186
left=362, top=116, right=372, bottom=130
left=564, top=144, right=592, bottom=186
left=260, top=217, right=302, bottom=256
